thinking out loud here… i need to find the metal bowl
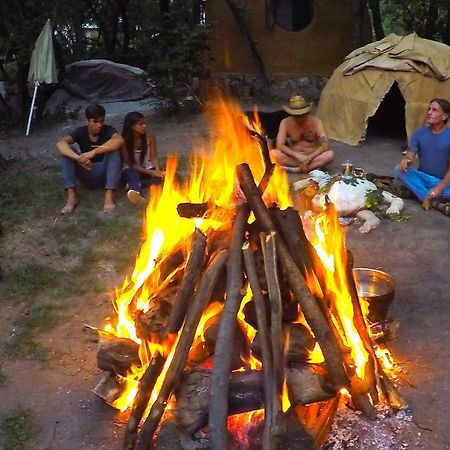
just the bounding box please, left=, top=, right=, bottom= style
left=353, top=268, right=395, bottom=323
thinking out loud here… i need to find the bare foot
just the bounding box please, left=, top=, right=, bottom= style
left=61, top=202, right=78, bottom=214
left=103, top=189, right=116, bottom=213
left=103, top=202, right=116, bottom=213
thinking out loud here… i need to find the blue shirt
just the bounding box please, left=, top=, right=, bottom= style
left=409, top=126, right=450, bottom=179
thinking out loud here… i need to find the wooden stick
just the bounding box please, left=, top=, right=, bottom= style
left=237, top=163, right=349, bottom=390
left=123, top=352, right=166, bottom=450
left=242, top=241, right=273, bottom=448
left=135, top=250, right=229, bottom=450
left=261, top=232, right=285, bottom=449
left=165, top=228, right=207, bottom=334
left=208, top=205, right=249, bottom=450
left=124, top=230, right=207, bottom=449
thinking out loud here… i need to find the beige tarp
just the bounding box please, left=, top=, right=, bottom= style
left=317, top=33, right=450, bottom=146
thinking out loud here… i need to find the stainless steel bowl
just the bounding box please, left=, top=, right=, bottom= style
left=353, top=268, right=395, bottom=323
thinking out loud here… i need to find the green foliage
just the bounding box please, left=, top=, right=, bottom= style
left=0, top=408, right=39, bottom=450
left=144, top=2, right=211, bottom=113
left=380, top=0, right=449, bottom=43
left=364, top=188, right=384, bottom=210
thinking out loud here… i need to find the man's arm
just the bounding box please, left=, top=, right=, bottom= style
left=56, top=135, right=78, bottom=159
left=399, top=149, right=416, bottom=172
left=78, top=133, right=123, bottom=164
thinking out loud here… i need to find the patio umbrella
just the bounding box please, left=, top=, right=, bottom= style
left=26, top=19, right=57, bottom=136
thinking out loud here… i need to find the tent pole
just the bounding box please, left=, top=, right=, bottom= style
left=26, top=82, right=39, bottom=136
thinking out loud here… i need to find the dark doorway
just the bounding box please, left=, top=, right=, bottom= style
left=367, top=82, right=406, bottom=140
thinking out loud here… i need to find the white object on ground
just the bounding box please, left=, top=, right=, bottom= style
left=356, top=210, right=381, bottom=233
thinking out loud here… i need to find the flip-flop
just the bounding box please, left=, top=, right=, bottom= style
left=436, top=201, right=450, bottom=217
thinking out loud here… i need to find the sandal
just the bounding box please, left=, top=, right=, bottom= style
left=431, top=200, right=450, bottom=217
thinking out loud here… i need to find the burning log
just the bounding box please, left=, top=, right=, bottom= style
left=135, top=287, right=178, bottom=341
left=261, top=232, right=285, bottom=449
left=177, top=201, right=210, bottom=218
left=135, top=249, right=229, bottom=450
left=123, top=352, right=166, bottom=450
left=237, top=163, right=349, bottom=390
left=208, top=205, right=250, bottom=450
left=124, top=229, right=207, bottom=450
left=174, top=366, right=337, bottom=433
left=165, top=228, right=207, bottom=334
left=242, top=242, right=272, bottom=443
left=96, top=334, right=140, bottom=376
left=188, top=313, right=249, bottom=369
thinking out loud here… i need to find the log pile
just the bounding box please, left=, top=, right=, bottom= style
left=93, top=137, right=406, bottom=449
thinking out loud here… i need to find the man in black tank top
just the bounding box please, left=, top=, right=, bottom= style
left=56, top=103, right=123, bottom=213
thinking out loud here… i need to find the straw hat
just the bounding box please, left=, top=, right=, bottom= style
left=282, top=95, right=312, bottom=115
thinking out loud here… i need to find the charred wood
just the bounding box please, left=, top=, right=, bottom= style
left=96, top=334, right=140, bottom=376
left=188, top=313, right=249, bottom=370
left=177, top=201, right=210, bottom=218
left=135, top=286, right=178, bottom=341
left=123, top=352, right=166, bottom=450
left=261, top=232, right=285, bottom=449
left=237, top=163, right=349, bottom=390
left=135, top=250, right=229, bottom=450
left=243, top=241, right=274, bottom=450
left=208, top=205, right=249, bottom=450
left=174, top=366, right=337, bottom=433
left=165, top=229, right=207, bottom=335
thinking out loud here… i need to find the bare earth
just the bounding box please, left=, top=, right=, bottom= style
left=0, top=100, right=449, bottom=450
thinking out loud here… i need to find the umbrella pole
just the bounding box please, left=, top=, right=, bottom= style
left=26, top=83, right=39, bottom=136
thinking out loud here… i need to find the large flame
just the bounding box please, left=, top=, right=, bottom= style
left=103, top=95, right=393, bottom=418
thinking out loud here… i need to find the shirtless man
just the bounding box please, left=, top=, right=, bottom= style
left=270, top=95, right=335, bottom=173
left=56, top=103, right=123, bottom=213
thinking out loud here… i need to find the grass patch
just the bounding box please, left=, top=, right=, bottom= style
left=0, top=263, right=63, bottom=303
left=0, top=166, right=62, bottom=222
left=2, top=303, right=62, bottom=361
left=0, top=408, right=39, bottom=450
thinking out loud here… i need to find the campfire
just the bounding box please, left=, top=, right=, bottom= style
left=92, top=96, right=406, bottom=449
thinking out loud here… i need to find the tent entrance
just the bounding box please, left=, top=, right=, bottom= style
left=367, top=82, right=406, bottom=140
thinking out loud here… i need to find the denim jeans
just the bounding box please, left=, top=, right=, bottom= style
left=394, top=165, right=450, bottom=202
left=60, top=151, right=121, bottom=190
left=121, top=167, right=163, bottom=193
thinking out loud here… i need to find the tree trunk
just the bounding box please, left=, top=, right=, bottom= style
left=351, top=0, right=369, bottom=47
left=223, top=0, right=272, bottom=96
left=368, top=0, right=384, bottom=40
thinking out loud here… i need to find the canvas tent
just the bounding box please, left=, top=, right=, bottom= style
left=317, top=33, right=450, bottom=146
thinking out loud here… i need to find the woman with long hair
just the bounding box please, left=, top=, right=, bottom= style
left=120, top=111, right=164, bottom=204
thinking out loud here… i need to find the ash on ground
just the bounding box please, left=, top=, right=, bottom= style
left=324, top=402, right=426, bottom=449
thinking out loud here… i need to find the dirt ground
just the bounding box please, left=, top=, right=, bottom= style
left=0, top=99, right=449, bottom=450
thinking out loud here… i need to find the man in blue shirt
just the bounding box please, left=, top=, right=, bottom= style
left=394, top=98, right=450, bottom=216
left=56, top=103, right=123, bottom=214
